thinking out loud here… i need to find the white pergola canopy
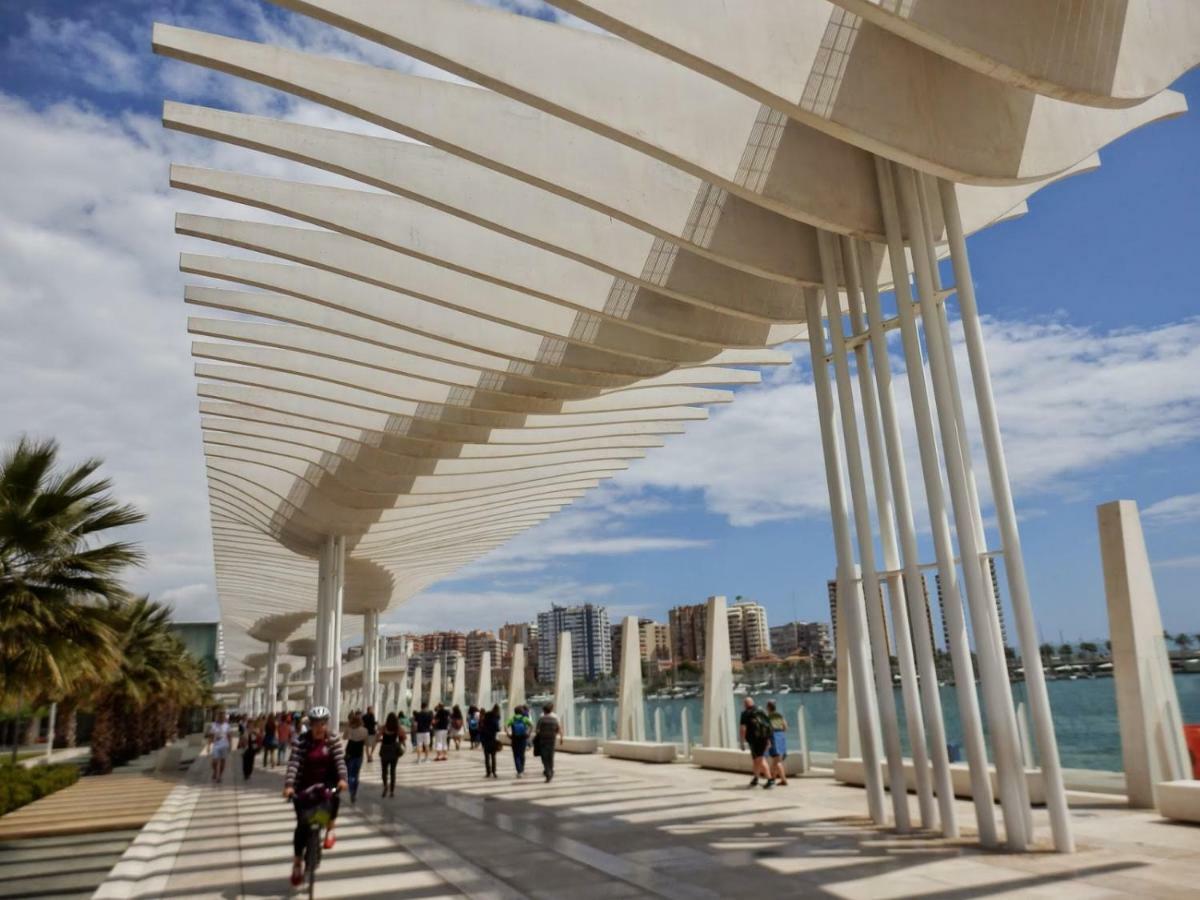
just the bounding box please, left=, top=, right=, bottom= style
left=155, top=0, right=1191, bottom=852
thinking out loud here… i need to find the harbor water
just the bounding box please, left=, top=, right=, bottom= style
left=571, top=673, right=1200, bottom=772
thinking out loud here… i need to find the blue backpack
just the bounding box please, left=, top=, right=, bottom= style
left=511, top=717, right=528, bottom=738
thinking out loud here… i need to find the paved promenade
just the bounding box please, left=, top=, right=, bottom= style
left=94, top=746, right=1200, bottom=899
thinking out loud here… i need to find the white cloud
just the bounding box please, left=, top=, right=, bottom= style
left=1142, top=492, right=1200, bottom=527
left=614, top=316, right=1200, bottom=528
left=1154, top=555, right=1200, bottom=570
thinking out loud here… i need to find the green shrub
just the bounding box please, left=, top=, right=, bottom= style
left=0, top=763, right=80, bottom=817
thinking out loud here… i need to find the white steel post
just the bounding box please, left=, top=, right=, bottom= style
left=856, top=238, right=958, bottom=837
left=895, top=164, right=1029, bottom=849
left=937, top=177, right=1074, bottom=853
left=841, top=233, right=935, bottom=830
left=330, top=535, right=345, bottom=728
left=804, top=285, right=888, bottom=826
left=820, top=232, right=911, bottom=831
left=363, top=610, right=379, bottom=713
left=265, top=640, right=279, bottom=716
left=875, top=157, right=998, bottom=847
left=314, top=540, right=329, bottom=708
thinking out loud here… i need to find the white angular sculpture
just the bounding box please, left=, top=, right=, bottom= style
left=476, top=650, right=492, bottom=710
left=1098, top=500, right=1191, bottom=807
left=429, top=656, right=443, bottom=707
left=451, top=654, right=466, bottom=710
left=508, top=643, right=526, bottom=717
left=616, top=616, right=646, bottom=741
left=553, top=631, right=574, bottom=735
left=411, top=663, right=424, bottom=713
left=701, top=596, right=736, bottom=748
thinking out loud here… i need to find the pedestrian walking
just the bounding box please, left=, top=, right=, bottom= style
left=534, top=702, right=563, bottom=782
left=344, top=712, right=368, bottom=803
left=207, top=710, right=232, bottom=783
left=450, top=705, right=465, bottom=751
left=739, top=697, right=774, bottom=789
left=378, top=712, right=405, bottom=797
left=480, top=704, right=501, bottom=778
left=766, top=700, right=789, bottom=786
left=241, top=716, right=261, bottom=781
left=413, top=702, right=433, bottom=763
left=505, top=705, right=533, bottom=778
left=277, top=713, right=292, bottom=765
left=263, top=713, right=278, bottom=768
left=467, top=706, right=480, bottom=749
left=363, top=706, right=378, bottom=763
left=433, top=703, right=450, bottom=761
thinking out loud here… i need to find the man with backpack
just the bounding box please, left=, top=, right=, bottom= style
left=739, top=696, right=775, bottom=789
left=505, top=705, right=534, bottom=778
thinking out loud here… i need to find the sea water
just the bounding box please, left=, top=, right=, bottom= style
left=575, top=673, right=1200, bottom=772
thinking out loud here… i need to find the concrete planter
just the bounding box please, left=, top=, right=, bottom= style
left=1154, top=781, right=1200, bottom=823
left=691, top=746, right=807, bottom=776
left=603, top=740, right=677, bottom=763
left=833, top=757, right=1046, bottom=805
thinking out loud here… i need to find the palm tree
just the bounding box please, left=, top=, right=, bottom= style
left=0, top=436, right=143, bottom=760
left=89, top=596, right=207, bottom=774
left=1175, top=633, right=1194, bottom=654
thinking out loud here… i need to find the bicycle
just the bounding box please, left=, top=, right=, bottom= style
left=291, top=784, right=339, bottom=899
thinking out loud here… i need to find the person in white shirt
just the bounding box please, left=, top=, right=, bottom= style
left=207, top=710, right=232, bottom=783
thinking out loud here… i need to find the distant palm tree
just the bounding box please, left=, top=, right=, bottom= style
left=1057, top=643, right=1073, bottom=661
left=89, top=595, right=207, bottom=774
left=1175, top=633, right=1195, bottom=653
left=0, top=437, right=143, bottom=760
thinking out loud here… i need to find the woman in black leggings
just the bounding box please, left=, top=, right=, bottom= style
left=479, top=704, right=501, bottom=778
left=378, top=712, right=404, bottom=797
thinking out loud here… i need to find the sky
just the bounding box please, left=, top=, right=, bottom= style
left=1, top=1, right=1198, bottom=659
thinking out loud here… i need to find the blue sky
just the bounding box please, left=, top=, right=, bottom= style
left=1, top=1, right=1198, bottom=652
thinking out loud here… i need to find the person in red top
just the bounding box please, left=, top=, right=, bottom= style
left=283, top=706, right=349, bottom=886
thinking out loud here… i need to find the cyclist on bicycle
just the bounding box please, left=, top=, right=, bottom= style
left=282, top=706, right=349, bottom=886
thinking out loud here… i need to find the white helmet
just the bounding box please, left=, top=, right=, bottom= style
left=308, top=705, right=331, bottom=721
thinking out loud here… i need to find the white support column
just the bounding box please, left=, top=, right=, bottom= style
left=939, top=177, right=1074, bottom=853
left=821, top=230, right=911, bottom=832
left=314, top=541, right=330, bottom=708
left=265, top=640, right=279, bottom=716
left=701, top=595, right=737, bottom=749
left=804, top=285, right=887, bottom=827
left=477, top=650, right=492, bottom=710
left=330, top=535, right=345, bottom=727
left=452, top=653, right=466, bottom=710
left=895, top=164, right=1029, bottom=849
left=855, top=237, right=957, bottom=836
left=363, top=610, right=380, bottom=713
left=616, top=616, right=646, bottom=741
left=875, top=158, right=998, bottom=847
left=508, top=644, right=526, bottom=717
left=553, top=632, right=574, bottom=735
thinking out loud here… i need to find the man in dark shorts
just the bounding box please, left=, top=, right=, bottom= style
left=363, top=706, right=378, bottom=763
left=739, top=696, right=775, bottom=789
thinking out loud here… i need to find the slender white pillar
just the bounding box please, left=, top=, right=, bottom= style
left=875, top=158, right=998, bottom=847
left=701, top=595, right=737, bottom=749
left=895, top=165, right=1029, bottom=849
left=553, top=632, right=574, bottom=735
left=835, top=582, right=860, bottom=759
left=508, top=643, right=526, bottom=716
left=452, top=653, right=466, bottom=710
left=681, top=707, right=690, bottom=757
left=804, top=286, right=887, bottom=826
left=430, top=656, right=444, bottom=708
left=362, top=611, right=379, bottom=712
left=821, top=231, right=911, bottom=832
left=600, top=705, right=610, bottom=740
left=45, top=702, right=57, bottom=761
left=616, top=616, right=646, bottom=741
left=855, top=238, right=957, bottom=836
left=939, top=178, right=1074, bottom=852
left=476, top=650, right=493, bottom=710
left=314, top=541, right=330, bottom=708
left=797, top=704, right=811, bottom=774
left=265, top=640, right=279, bottom=716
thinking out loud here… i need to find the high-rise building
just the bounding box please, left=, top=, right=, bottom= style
left=641, top=620, right=671, bottom=663
left=465, top=629, right=503, bottom=673
left=668, top=602, right=707, bottom=663
left=728, top=597, right=770, bottom=662
left=537, top=604, right=612, bottom=680
left=769, top=621, right=832, bottom=663
left=936, top=557, right=1009, bottom=651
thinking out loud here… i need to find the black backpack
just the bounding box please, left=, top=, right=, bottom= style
left=748, top=708, right=772, bottom=742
